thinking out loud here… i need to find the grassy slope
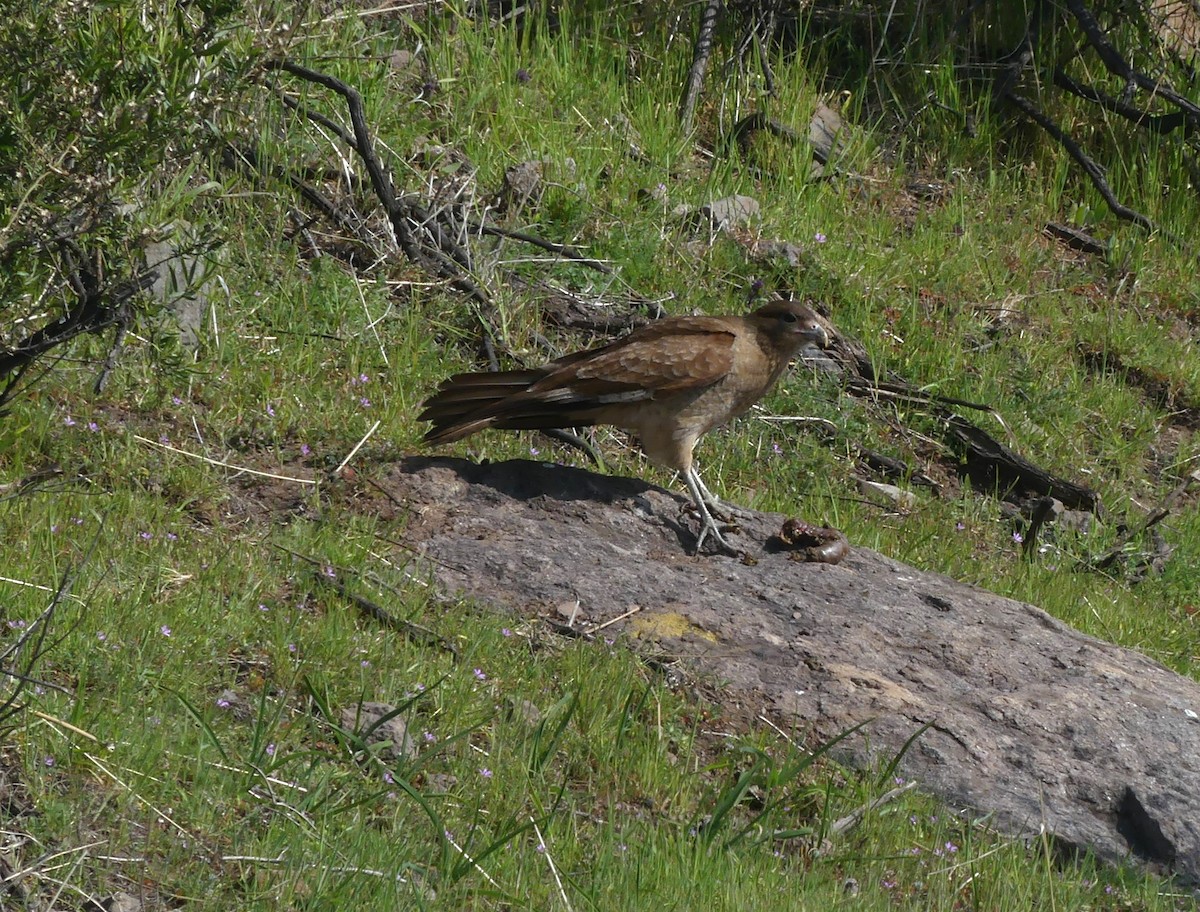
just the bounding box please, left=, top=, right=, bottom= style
left=1, top=4, right=1198, bottom=909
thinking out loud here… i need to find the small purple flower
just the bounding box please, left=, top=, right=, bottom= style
left=955, top=522, right=965, bottom=531
left=172, top=396, right=183, bottom=405
left=1105, top=885, right=1116, bottom=895
left=97, top=632, right=106, bottom=642
left=7, top=619, right=26, bottom=629
left=473, top=667, right=487, bottom=681
left=159, top=435, right=170, bottom=445
left=501, top=627, right=513, bottom=637
left=423, top=732, right=436, bottom=743
left=87, top=421, right=99, bottom=432
left=266, top=403, right=276, bottom=418
left=216, top=697, right=231, bottom=709
left=140, top=531, right=153, bottom=541
left=944, top=841, right=958, bottom=854
left=383, top=770, right=394, bottom=784
left=323, top=566, right=336, bottom=578
left=480, top=767, right=493, bottom=779
left=882, top=879, right=897, bottom=889
left=814, top=232, right=827, bottom=244
left=288, top=643, right=297, bottom=653
left=359, top=397, right=371, bottom=408
left=64, top=416, right=76, bottom=426
left=414, top=683, right=426, bottom=692
left=360, top=659, right=371, bottom=668
left=166, top=532, right=178, bottom=541
left=1012, top=530, right=1024, bottom=544
left=160, top=625, right=172, bottom=637
left=44, top=756, right=55, bottom=767
left=50, top=524, right=58, bottom=534
left=265, top=743, right=276, bottom=756
left=536, top=843, right=546, bottom=854
left=772, top=442, right=783, bottom=456
left=529, top=446, right=541, bottom=456
left=259, top=603, right=269, bottom=612
left=300, top=443, right=311, bottom=457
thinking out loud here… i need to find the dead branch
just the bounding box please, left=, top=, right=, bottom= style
left=679, top=0, right=722, bottom=131
left=1003, top=89, right=1159, bottom=235
left=1063, top=0, right=1200, bottom=129
left=1053, top=68, right=1194, bottom=136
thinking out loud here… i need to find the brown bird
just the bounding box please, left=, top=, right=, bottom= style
left=419, top=300, right=831, bottom=553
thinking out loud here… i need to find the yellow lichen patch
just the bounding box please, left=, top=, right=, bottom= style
left=629, top=611, right=718, bottom=643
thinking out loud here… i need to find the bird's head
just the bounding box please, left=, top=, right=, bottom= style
left=751, top=300, right=831, bottom=353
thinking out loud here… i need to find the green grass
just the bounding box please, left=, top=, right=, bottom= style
left=2, top=2, right=1200, bottom=909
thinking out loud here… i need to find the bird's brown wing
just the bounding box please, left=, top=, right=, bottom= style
left=535, top=319, right=738, bottom=398
left=420, top=319, right=738, bottom=443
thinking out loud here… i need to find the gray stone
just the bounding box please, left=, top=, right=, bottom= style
left=340, top=701, right=417, bottom=761
left=696, top=195, right=760, bottom=230
left=143, top=222, right=209, bottom=351
left=390, top=455, right=1200, bottom=886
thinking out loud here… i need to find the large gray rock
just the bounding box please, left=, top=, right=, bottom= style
left=388, top=456, right=1200, bottom=886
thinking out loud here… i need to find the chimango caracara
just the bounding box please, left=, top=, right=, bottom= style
left=419, top=300, right=831, bottom=554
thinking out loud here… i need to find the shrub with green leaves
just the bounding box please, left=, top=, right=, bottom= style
left=0, top=0, right=254, bottom=406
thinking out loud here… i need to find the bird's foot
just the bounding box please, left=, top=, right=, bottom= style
left=684, top=468, right=745, bottom=556
left=702, top=497, right=752, bottom=524
left=691, top=474, right=750, bottom=523
left=683, top=503, right=742, bottom=556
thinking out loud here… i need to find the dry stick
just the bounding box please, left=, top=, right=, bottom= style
left=1064, top=0, right=1200, bottom=126
left=1003, top=90, right=1164, bottom=238
left=226, top=142, right=380, bottom=269
left=1087, top=470, right=1196, bottom=571
left=269, top=60, right=524, bottom=390
left=826, top=781, right=918, bottom=837
left=1053, top=68, right=1193, bottom=136
left=134, top=435, right=316, bottom=485
left=531, top=817, right=574, bottom=912
left=989, top=0, right=1050, bottom=101
left=273, top=544, right=459, bottom=659
left=267, top=60, right=494, bottom=310
left=469, top=222, right=613, bottom=274
left=270, top=61, right=612, bottom=465
left=334, top=419, right=380, bottom=476
left=593, top=604, right=643, bottom=632
left=678, top=0, right=721, bottom=131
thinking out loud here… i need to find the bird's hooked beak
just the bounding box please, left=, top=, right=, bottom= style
left=798, top=320, right=831, bottom=350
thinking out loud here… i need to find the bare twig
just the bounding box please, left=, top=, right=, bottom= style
left=272, top=544, right=459, bottom=659
left=134, top=435, right=316, bottom=485
left=1003, top=91, right=1160, bottom=235
left=827, top=780, right=918, bottom=836
left=1063, top=0, right=1200, bottom=128
left=679, top=0, right=721, bottom=131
